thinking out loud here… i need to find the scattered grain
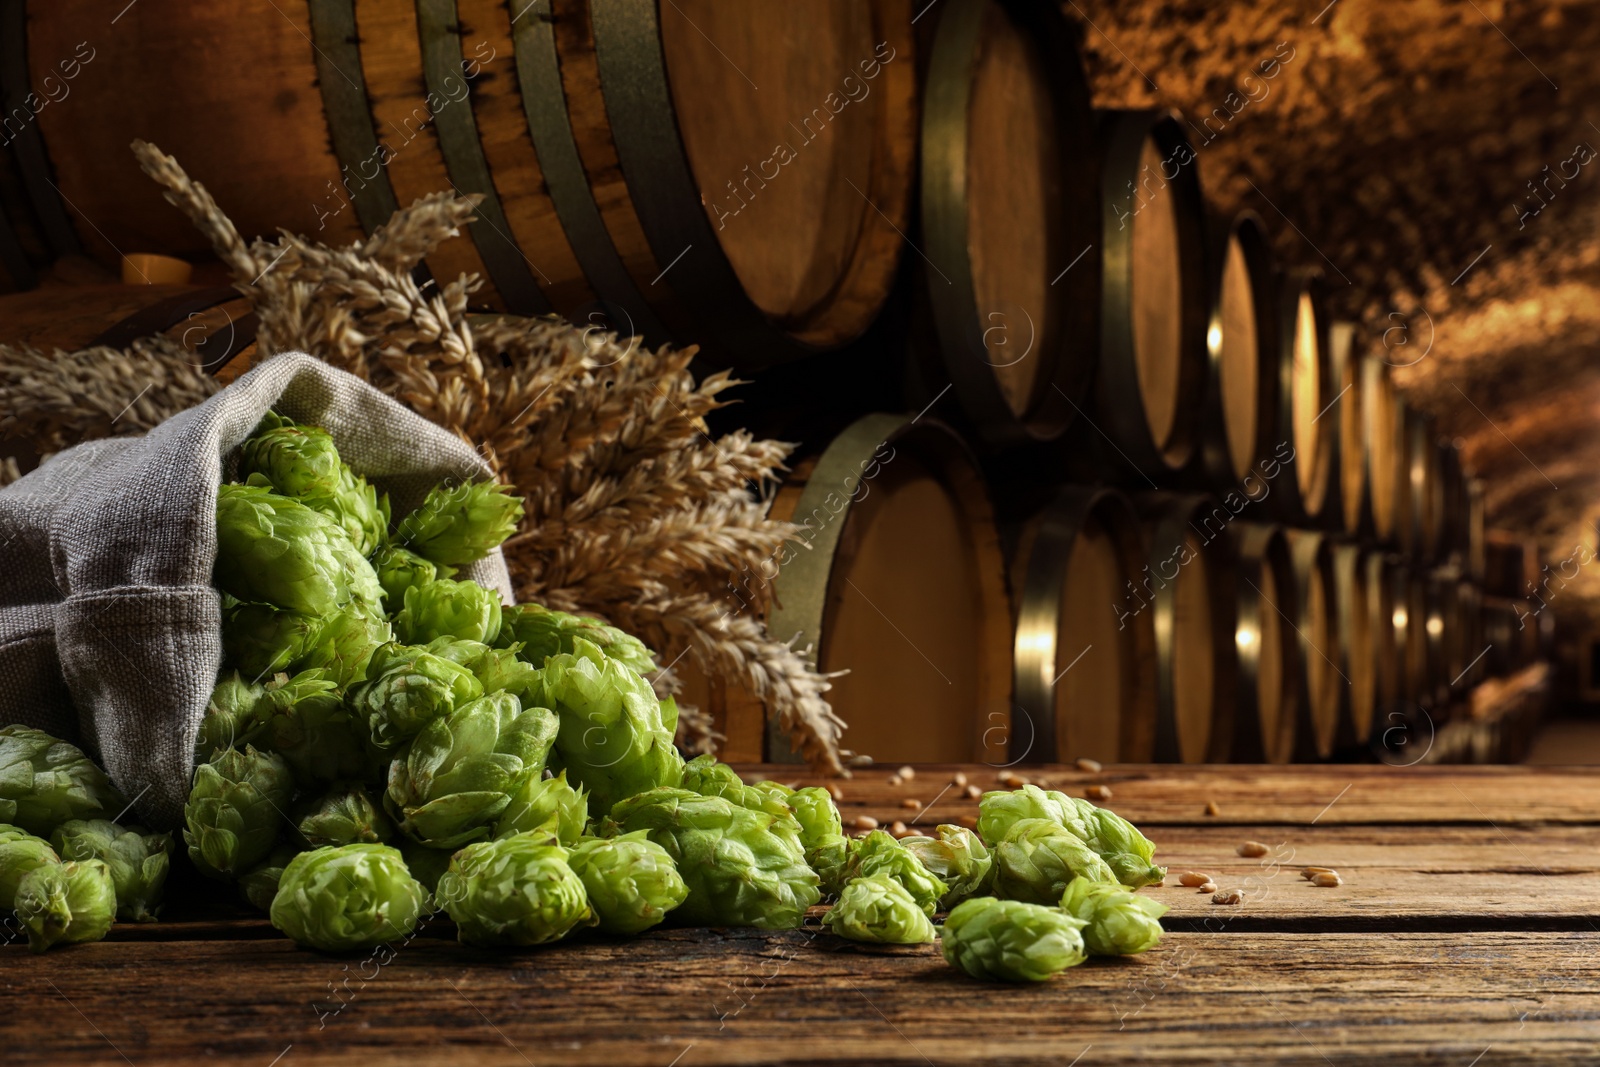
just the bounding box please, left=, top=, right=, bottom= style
left=955, top=815, right=979, bottom=830
left=1178, top=871, right=1212, bottom=887
left=848, top=754, right=874, bottom=768
left=964, top=784, right=983, bottom=800
left=1312, top=871, right=1343, bottom=888
left=998, top=771, right=1027, bottom=788
left=952, top=772, right=968, bottom=788
left=897, top=765, right=916, bottom=781
left=1074, top=758, right=1103, bottom=773
left=1212, top=888, right=1243, bottom=905
left=1204, top=800, right=1221, bottom=817
left=827, top=784, right=844, bottom=802
left=848, top=815, right=879, bottom=831
left=901, top=798, right=922, bottom=811
left=1237, top=841, right=1270, bottom=858
left=1198, top=882, right=1217, bottom=894
left=887, top=774, right=903, bottom=787
left=1300, top=866, right=1336, bottom=880
left=889, top=820, right=909, bottom=838
left=1085, top=785, right=1113, bottom=802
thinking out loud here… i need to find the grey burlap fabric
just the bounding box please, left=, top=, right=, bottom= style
left=0, top=352, right=513, bottom=829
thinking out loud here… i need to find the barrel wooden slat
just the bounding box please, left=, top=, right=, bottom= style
left=761, top=414, right=1011, bottom=764
left=1285, top=530, right=1340, bottom=759
left=1360, top=356, right=1401, bottom=543
left=1466, top=479, right=1487, bottom=583
left=1270, top=269, right=1334, bottom=525
left=920, top=0, right=1097, bottom=447
left=1331, top=542, right=1378, bottom=750
left=1096, top=109, right=1207, bottom=477
left=1328, top=320, right=1366, bottom=534
left=1400, top=406, right=1443, bottom=562
left=1230, top=523, right=1299, bottom=763
left=1436, top=440, right=1468, bottom=564
left=1010, top=488, right=1156, bottom=763
left=1193, top=211, right=1278, bottom=491
left=1396, top=564, right=1433, bottom=706
left=1364, top=552, right=1402, bottom=742
left=1131, top=493, right=1237, bottom=763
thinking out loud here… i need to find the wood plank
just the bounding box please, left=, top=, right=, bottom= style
left=741, top=763, right=1600, bottom=826
left=5, top=929, right=1598, bottom=1065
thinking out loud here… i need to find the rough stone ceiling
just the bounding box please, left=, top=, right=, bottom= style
left=1071, top=0, right=1600, bottom=627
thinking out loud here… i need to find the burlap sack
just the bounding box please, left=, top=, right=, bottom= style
left=0, top=352, right=513, bottom=829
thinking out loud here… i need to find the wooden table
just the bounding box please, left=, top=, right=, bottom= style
left=7, top=764, right=1600, bottom=1065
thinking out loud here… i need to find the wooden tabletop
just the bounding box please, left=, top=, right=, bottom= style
left=7, top=764, right=1600, bottom=1065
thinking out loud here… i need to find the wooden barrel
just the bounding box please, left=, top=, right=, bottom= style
left=1096, top=109, right=1207, bottom=477
left=760, top=413, right=1011, bottom=763
left=1400, top=407, right=1443, bottom=562
left=1129, top=493, right=1237, bottom=762
left=1390, top=563, right=1430, bottom=705
left=1010, top=487, right=1157, bottom=763
left=1327, top=321, right=1367, bottom=534
left=1270, top=269, right=1335, bottom=526
left=1482, top=596, right=1528, bottom=677
left=920, top=0, right=1098, bottom=447
left=1455, top=579, right=1485, bottom=692
left=1360, top=356, right=1402, bottom=543
left=0, top=283, right=255, bottom=366
left=1363, top=552, right=1403, bottom=734
left=7, top=1, right=918, bottom=367
left=1466, top=479, right=1486, bottom=582
left=1429, top=568, right=1471, bottom=701
left=1284, top=530, right=1341, bottom=759
left=1331, top=542, right=1379, bottom=749
left=1482, top=532, right=1530, bottom=598
left=1193, top=211, right=1279, bottom=491
left=1229, top=523, right=1299, bottom=763
left=1436, top=440, right=1468, bottom=563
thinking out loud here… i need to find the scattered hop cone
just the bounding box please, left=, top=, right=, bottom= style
left=435, top=833, right=594, bottom=947
left=239, top=411, right=388, bottom=555
left=396, top=480, right=524, bottom=566
left=495, top=769, right=589, bottom=845
left=1059, top=875, right=1168, bottom=956
left=395, top=578, right=504, bottom=646
left=567, top=831, right=689, bottom=935
left=256, top=669, right=376, bottom=786
left=605, top=787, right=820, bottom=930
left=539, top=637, right=683, bottom=816
left=14, top=859, right=116, bottom=953
left=0, top=726, right=127, bottom=837
left=425, top=637, right=541, bottom=700
left=0, top=824, right=59, bottom=910
left=270, top=844, right=428, bottom=952
left=214, top=484, right=383, bottom=616
left=496, top=603, right=657, bottom=674
left=292, top=783, right=393, bottom=848
left=901, top=824, right=993, bottom=909
left=990, top=819, right=1118, bottom=905
left=823, top=873, right=937, bottom=944
left=195, top=672, right=269, bottom=762
left=352, top=643, right=484, bottom=750
left=843, top=831, right=947, bottom=918
left=372, top=543, right=440, bottom=607
left=386, top=692, right=559, bottom=849
left=807, top=832, right=853, bottom=898
left=220, top=601, right=320, bottom=681
left=976, top=785, right=1094, bottom=847
left=183, top=746, right=295, bottom=880
left=682, top=756, right=805, bottom=850
left=1082, top=807, right=1166, bottom=889
left=297, top=600, right=394, bottom=689
left=397, top=837, right=454, bottom=896
left=941, top=897, right=1089, bottom=982
left=238, top=843, right=301, bottom=913
left=50, top=819, right=172, bottom=923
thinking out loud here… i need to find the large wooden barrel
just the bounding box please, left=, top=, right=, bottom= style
left=759, top=413, right=1011, bottom=763
left=1364, top=552, right=1402, bottom=735
left=1229, top=523, right=1300, bottom=762
left=1096, top=109, right=1207, bottom=477
left=920, top=0, right=1098, bottom=448
left=1193, top=211, right=1279, bottom=491
left=1270, top=269, right=1334, bottom=526
left=1391, top=563, right=1430, bottom=705
left=1327, top=321, right=1367, bottom=534
left=1360, top=355, right=1402, bottom=543
left=7, top=1, right=918, bottom=366
left=1284, top=530, right=1341, bottom=759
left=1130, top=493, right=1237, bottom=762
left=1011, top=487, right=1157, bottom=763
left=1331, top=542, right=1379, bottom=750
left=0, top=283, right=255, bottom=367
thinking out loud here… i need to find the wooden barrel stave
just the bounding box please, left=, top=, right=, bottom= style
left=1010, top=487, right=1157, bottom=763
left=1284, top=529, right=1341, bottom=759
left=1269, top=269, right=1334, bottom=526
left=1331, top=542, right=1379, bottom=750
left=1230, top=522, right=1299, bottom=762
left=1360, top=356, right=1401, bottom=543
left=1328, top=320, right=1366, bottom=535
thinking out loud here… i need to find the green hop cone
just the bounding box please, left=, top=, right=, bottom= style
left=604, top=787, right=820, bottom=930
left=214, top=483, right=383, bottom=616
left=270, top=844, right=428, bottom=952
left=495, top=769, right=589, bottom=845
left=386, top=692, right=559, bottom=849
left=0, top=824, right=59, bottom=910
left=256, top=669, right=375, bottom=786
left=496, top=603, right=657, bottom=674
left=397, top=837, right=454, bottom=896
left=50, top=820, right=172, bottom=923
left=220, top=600, right=320, bottom=681
left=976, top=785, right=1095, bottom=847
left=435, top=833, right=594, bottom=947
left=807, top=833, right=853, bottom=898
left=842, top=831, right=947, bottom=918
left=539, top=637, right=683, bottom=816
left=14, top=859, right=116, bottom=953
left=297, top=600, right=394, bottom=689
left=901, top=824, right=993, bottom=909
left=990, top=819, right=1118, bottom=904
left=183, top=745, right=295, bottom=880
left=239, top=411, right=388, bottom=555
left=823, top=872, right=937, bottom=944
left=238, top=843, right=301, bottom=913
left=195, top=672, right=269, bottom=762
left=682, top=756, right=805, bottom=850
left=372, top=543, right=440, bottom=607
left=292, top=783, right=393, bottom=848
left=941, top=897, right=1089, bottom=982
left=567, top=830, right=689, bottom=935
left=396, top=480, right=524, bottom=566
left=0, top=726, right=127, bottom=837
left=425, top=637, right=541, bottom=700
left=1082, top=807, right=1166, bottom=889
left=352, top=643, right=484, bottom=750
left=394, top=578, right=504, bottom=646
left=1059, top=875, right=1168, bottom=956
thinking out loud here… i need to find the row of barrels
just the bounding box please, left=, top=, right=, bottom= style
left=685, top=412, right=1544, bottom=766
